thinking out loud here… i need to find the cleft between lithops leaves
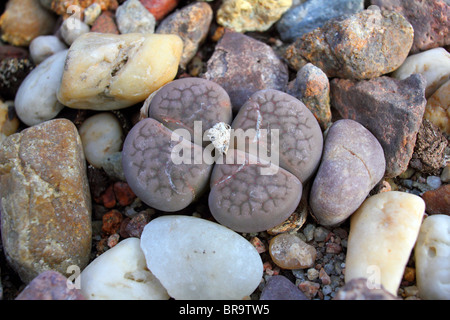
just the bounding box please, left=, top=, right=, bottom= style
left=206, top=122, right=231, bottom=155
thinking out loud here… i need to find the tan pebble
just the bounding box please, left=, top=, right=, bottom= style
left=423, top=79, right=450, bottom=135
left=269, top=233, right=317, bottom=269
left=345, top=191, right=425, bottom=296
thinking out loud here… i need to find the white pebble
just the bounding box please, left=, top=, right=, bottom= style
left=29, top=35, right=67, bottom=64
left=60, top=16, right=90, bottom=45
left=426, top=175, right=442, bottom=190
left=80, top=238, right=169, bottom=300
left=415, top=214, right=450, bottom=300
left=140, top=215, right=263, bottom=299
left=15, top=50, right=68, bottom=126
left=392, top=47, right=450, bottom=98
left=116, top=0, right=156, bottom=34
left=79, top=112, right=123, bottom=168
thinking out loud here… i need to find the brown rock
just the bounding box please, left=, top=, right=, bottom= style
left=101, top=209, right=123, bottom=235
left=284, top=5, right=413, bottom=79
left=333, top=278, right=399, bottom=300
left=286, top=63, right=331, bottom=131
left=15, top=270, right=86, bottom=300
left=156, top=2, right=213, bottom=69
left=0, top=119, right=92, bottom=284
left=0, top=0, right=56, bottom=46
left=113, top=181, right=136, bottom=207
left=371, top=0, right=449, bottom=53
left=422, top=184, right=450, bottom=215
left=140, top=0, right=179, bottom=21
left=51, top=0, right=119, bottom=19
left=331, top=74, right=427, bottom=178
left=90, top=10, right=119, bottom=34
left=203, top=30, right=289, bottom=111
left=409, top=119, right=448, bottom=175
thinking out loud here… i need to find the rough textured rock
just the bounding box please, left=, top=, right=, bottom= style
left=0, top=56, right=34, bottom=101
left=216, top=0, right=292, bottom=33
left=424, top=80, right=450, bottom=135
left=371, top=0, right=449, bottom=53
left=415, top=214, right=450, bottom=300
left=115, top=0, right=156, bottom=34
left=140, top=215, right=263, bottom=300
left=284, top=5, right=414, bottom=79
left=260, top=275, right=308, bottom=300
left=345, top=191, right=425, bottom=296
left=203, top=30, right=289, bottom=111
left=15, top=271, right=86, bottom=300
left=409, top=119, right=448, bottom=175
left=310, top=119, right=386, bottom=227
left=122, top=117, right=213, bottom=212
left=0, top=119, right=92, bottom=284
left=286, top=63, right=331, bottom=130
left=50, top=0, right=119, bottom=19
left=0, top=0, right=56, bottom=46
left=156, top=2, right=213, bottom=69
left=333, top=278, right=398, bottom=300
left=209, top=149, right=302, bottom=233
left=80, top=238, right=169, bottom=300
left=391, top=47, right=450, bottom=98
left=231, top=89, right=323, bottom=183
left=57, top=32, right=183, bottom=110
left=15, top=50, right=67, bottom=127
left=421, top=185, right=450, bottom=215
left=277, top=0, right=364, bottom=42
left=331, top=74, right=427, bottom=178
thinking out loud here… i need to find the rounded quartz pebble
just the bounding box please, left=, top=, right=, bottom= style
left=29, top=35, right=67, bottom=65
left=140, top=215, right=263, bottom=299
left=80, top=238, right=169, bottom=300
left=268, top=233, right=317, bottom=270
left=122, top=117, right=212, bottom=212
left=79, top=112, right=124, bottom=168
left=309, top=119, right=386, bottom=226
left=414, top=214, right=450, bottom=300
left=147, top=77, right=232, bottom=142
left=14, top=49, right=68, bottom=126
left=231, top=89, right=323, bottom=183
left=209, top=149, right=302, bottom=233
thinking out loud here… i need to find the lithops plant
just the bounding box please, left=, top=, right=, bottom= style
left=122, top=78, right=323, bottom=233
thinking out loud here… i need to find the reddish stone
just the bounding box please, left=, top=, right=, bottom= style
left=140, top=0, right=179, bottom=21
left=90, top=10, right=119, bottom=34
left=102, top=209, right=123, bottom=235
left=0, top=45, right=29, bottom=61
left=319, top=268, right=331, bottom=285
left=326, top=243, right=342, bottom=254
left=422, top=184, right=450, bottom=215
left=120, top=210, right=152, bottom=238
left=113, top=181, right=136, bottom=207
left=107, top=233, right=120, bottom=248
left=100, top=184, right=116, bottom=208
left=298, top=280, right=320, bottom=299
left=250, top=236, right=266, bottom=254
left=15, top=270, right=85, bottom=300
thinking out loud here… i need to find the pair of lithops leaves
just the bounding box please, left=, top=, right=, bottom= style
left=122, top=78, right=323, bottom=233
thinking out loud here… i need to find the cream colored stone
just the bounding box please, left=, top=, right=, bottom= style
left=57, top=32, right=183, bottom=111
left=392, top=47, right=450, bottom=98
left=80, top=238, right=169, bottom=300
left=79, top=112, right=123, bottom=168
left=345, top=191, right=425, bottom=296
left=60, top=16, right=90, bottom=46
left=217, top=0, right=292, bottom=32
left=415, top=214, right=450, bottom=300
left=423, top=79, right=450, bottom=135
left=15, top=50, right=68, bottom=126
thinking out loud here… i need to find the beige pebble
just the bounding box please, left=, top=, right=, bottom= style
left=269, top=233, right=317, bottom=269
left=57, top=32, right=183, bottom=111
left=423, top=79, right=450, bottom=135
left=392, top=47, right=450, bottom=98
left=415, top=214, right=450, bottom=300
left=79, top=112, right=123, bottom=168
left=345, top=191, right=425, bottom=296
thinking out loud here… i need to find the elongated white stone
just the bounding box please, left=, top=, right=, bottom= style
left=15, top=50, right=67, bottom=126
left=415, top=214, right=450, bottom=300
left=140, top=215, right=263, bottom=299
left=80, top=238, right=169, bottom=300
left=345, top=191, right=425, bottom=296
